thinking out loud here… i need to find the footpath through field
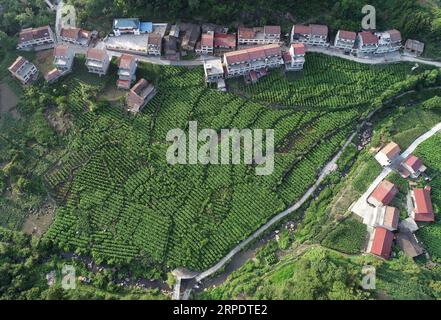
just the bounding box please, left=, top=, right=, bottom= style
left=307, top=47, right=441, bottom=68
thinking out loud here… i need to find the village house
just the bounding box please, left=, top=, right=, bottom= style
left=214, top=33, right=236, bottom=52
left=8, top=56, right=39, bottom=85
left=117, top=54, right=137, bottom=90
left=223, top=44, right=283, bottom=78
left=203, top=58, right=224, bottom=83
left=181, top=23, right=201, bottom=51
left=283, top=43, right=306, bottom=71
left=127, top=78, right=157, bottom=113
left=368, top=226, right=394, bottom=260
left=113, top=18, right=141, bottom=36
left=410, top=186, right=435, bottom=223
left=368, top=180, right=398, bottom=207
left=16, top=25, right=56, bottom=51
left=401, top=154, right=427, bottom=178
left=374, top=29, right=402, bottom=54
left=163, top=35, right=179, bottom=60
left=396, top=232, right=424, bottom=259
left=169, top=25, right=180, bottom=38
left=290, top=24, right=329, bottom=47
left=374, top=141, right=401, bottom=167
left=53, top=44, right=74, bottom=72
left=196, top=31, right=214, bottom=55
left=44, top=69, right=63, bottom=84
left=237, top=25, right=281, bottom=45
left=377, top=206, right=400, bottom=231
left=404, top=39, right=425, bottom=57
left=59, top=27, right=92, bottom=46
left=334, top=30, right=356, bottom=52
left=355, top=31, right=378, bottom=55
left=85, top=48, right=110, bottom=76
left=147, top=33, right=162, bottom=56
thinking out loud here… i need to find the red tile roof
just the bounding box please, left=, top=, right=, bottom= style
left=60, top=27, right=81, bottom=40
left=201, top=32, right=214, bottom=47
left=359, top=31, right=378, bottom=45
left=224, top=44, right=281, bottom=65
left=8, top=56, right=27, bottom=73
left=404, top=155, right=423, bottom=172
left=148, top=33, right=162, bottom=46
left=412, top=186, right=435, bottom=222
left=238, top=26, right=256, bottom=39
left=18, top=26, right=52, bottom=44
left=44, top=68, right=62, bottom=82
left=54, top=44, right=69, bottom=57
left=370, top=180, right=398, bottom=206
left=118, top=54, right=135, bottom=69
left=370, top=227, right=394, bottom=259
left=310, top=24, right=328, bottom=36
left=87, top=48, right=107, bottom=61
left=283, top=51, right=292, bottom=63
left=117, top=79, right=131, bottom=89
left=387, top=29, right=402, bottom=42
left=264, top=25, right=281, bottom=35
left=214, top=33, right=236, bottom=48
left=337, top=30, right=357, bottom=41
left=293, top=24, right=311, bottom=35
left=291, top=43, right=306, bottom=55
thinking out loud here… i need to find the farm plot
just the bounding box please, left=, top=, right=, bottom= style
left=44, top=56, right=429, bottom=271
left=415, top=133, right=441, bottom=261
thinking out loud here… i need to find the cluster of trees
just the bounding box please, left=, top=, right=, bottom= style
left=0, top=227, right=168, bottom=300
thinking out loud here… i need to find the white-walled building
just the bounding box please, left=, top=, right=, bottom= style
left=375, top=142, right=401, bottom=167
left=17, top=25, right=56, bottom=51
left=355, top=31, right=378, bottom=55
left=147, top=33, right=162, bottom=56
left=237, top=25, right=281, bottom=45
left=223, top=44, right=283, bottom=78
left=8, top=56, right=39, bottom=85
left=113, top=18, right=140, bottom=36
left=283, top=43, right=306, bottom=71
left=196, top=31, right=214, bottom=55
left=334, top=30, right=356, bottom=51
left=290, top=24, right=329, bottom=47
left=203, top=58, right=224, bottom=83
left=375, top=30, right=402, bottom=54
left=85, top=48, right=110, bottom=76
left=59, top=27, right=92, bottom=46
left=117, top=54, right=137, bottom=90
left=53, top=44, right=74, bottom=72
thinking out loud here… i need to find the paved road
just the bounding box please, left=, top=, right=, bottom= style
left=307, top=47, right=441, bottom=68
left=195, top=130, right=357, bottom=282
left=352, top=122, right=441, bottom=224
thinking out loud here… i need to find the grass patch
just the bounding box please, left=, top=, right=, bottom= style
left=321, top=216, right=366, bottom=254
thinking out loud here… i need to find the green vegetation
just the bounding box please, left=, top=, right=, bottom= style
left=37, top=55, right=435, bottom=272
left=322, top=217, right=366, bottom=254
left=0, top=227, right=168, bottom=300
left=415, top=133, right=441, bottom=262
left=199, top=246, right=372, bottom=300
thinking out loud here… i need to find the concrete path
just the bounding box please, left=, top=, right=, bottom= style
left=307, top=47, right=441, bottom=68
left=195, top=130, right=358, bottom=282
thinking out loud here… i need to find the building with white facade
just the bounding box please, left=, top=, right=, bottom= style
left=334, top=30, right=356, bottom=51
left=223, top=44, right=283, bottom=78
left=147, top=33, right=162, bottom=56
left=113, top=18, right=140, bottom=36
left=203, top=58, right=224, bottom=83
left=17, top=25, right=56, bottom=51
left=374, top=142, right=401, bottom=167
left=85, top=48, right=110, bottom=76
left=355, top=31, right=378, bottom=55
left=196, top=31, right=214, bottom=55
left=8, top=56, right=39, bottom=85
left=283, top=43, right=306, bottom=71
left=290, top=24, right=329, bottom=47
left=127, top=79, right=157, bottom=113
left=117, top=54, right=137, bottom=90
left=237, top=25, right=281, bottom=45
left=59, top=27, right=92, bottom=46
left=375, top=29, right=402, bottom=54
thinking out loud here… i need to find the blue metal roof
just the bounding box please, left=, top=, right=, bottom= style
left=113, top=18, right=140, bottom=30
left=140, top=22, right=153, bottom=33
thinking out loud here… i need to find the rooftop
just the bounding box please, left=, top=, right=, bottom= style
left=370, top=227, right=394, bottom=259
left=118, top=54, right=135, bottom=70
left=359, top=31, right=378, bottom=45
left=18, top=25, right=52, bottom=44
left=224, top=44, right=281, bottom=65
left=113, top=18, right=140, bottom=30
left=379, top=142, right=401, bottom=159
left=412, top=186, right=434, bottom=222
left=370, top=180, right=398, bottom=206
left=87, top=48, right=108, bottom=61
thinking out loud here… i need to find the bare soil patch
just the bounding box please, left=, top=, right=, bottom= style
left=35, top=49, right=55, bottom=75
left=22, top=200, right=56, bottom=237
left=45, top=107, right=72, bottom=135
